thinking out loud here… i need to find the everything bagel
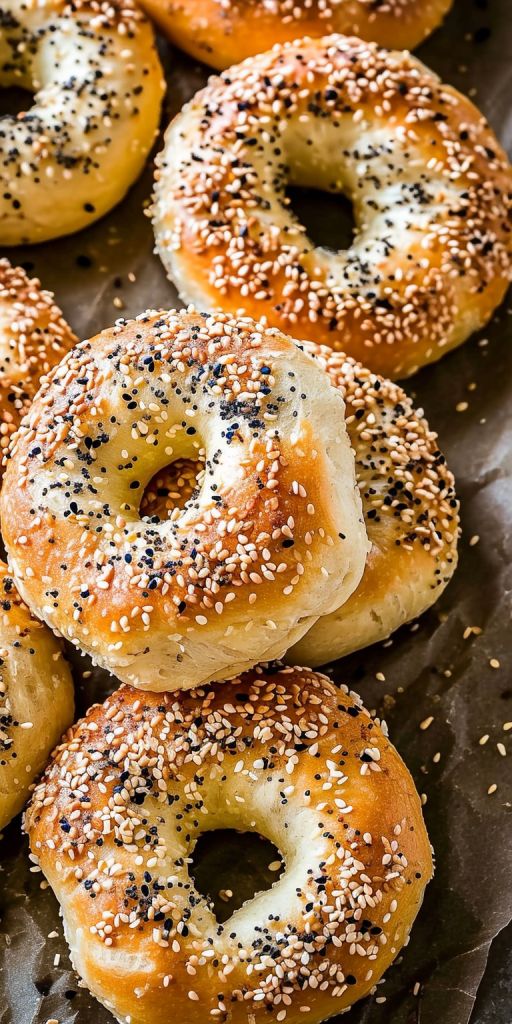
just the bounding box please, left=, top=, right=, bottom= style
left=139, top=0, right=453, bottom=71
left=153, top=34, right=512, bottom=379
left=1, top=309, right=368, bottom=691
left=26, top=664, right=433, bottom=1024
left=0, top=0, right=165, bottom=244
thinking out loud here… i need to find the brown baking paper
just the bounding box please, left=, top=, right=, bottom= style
left=1, top=1, right=511, bottom=1021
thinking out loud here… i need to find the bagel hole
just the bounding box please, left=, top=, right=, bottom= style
left=0, top=86, right=34, bottom=118
left=191, top=830, right=284, bottom=923
left=140, top=455, right=206, bottom=522
left=284, top=185, right=356, bottom=252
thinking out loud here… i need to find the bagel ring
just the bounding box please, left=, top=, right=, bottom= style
left=0, top=562, right=74, bottom=832
left=26, top=664, right=432, bottom=1024
left=1, top=309, right=368, bottom=691
left=153, top=34, right=512, bottom=380
left=0, top=0, right=165, bottom=245
left=139, top=0, right=453, bottom=71
left=0, top=259, right=77, bottom=463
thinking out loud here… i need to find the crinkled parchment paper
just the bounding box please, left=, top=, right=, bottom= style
left=0, top=1, right=511, bottom=1021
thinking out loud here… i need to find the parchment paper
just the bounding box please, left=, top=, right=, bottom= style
left=1, top=1, right=511, bottom=1021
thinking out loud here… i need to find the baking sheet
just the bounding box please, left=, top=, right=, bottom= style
left=1, top=0, right=511, bottom=1021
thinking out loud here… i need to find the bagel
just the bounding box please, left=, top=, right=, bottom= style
left=153, top=34, right=512, bottom=379
left=289, top=342, right=459, bottom=664
left=1, top=309, right=368, bottom=691
left=26, top=664, right=433, bottom=1024
left=0, top=259, right=77, bottom=464
left=0, top=562, right=74, bottom=832
left=139, top=0, right=453, bottom=71
left=0, top=0, right=165, bottom=245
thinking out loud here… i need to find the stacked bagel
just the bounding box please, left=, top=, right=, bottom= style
left=0, top=4, right=511, bottom=1024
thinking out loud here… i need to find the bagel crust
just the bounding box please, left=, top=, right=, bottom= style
left=0, top=259, right=77, bottom=465
left=288, top=342, right=459, bottom=664
left=0, top=0, right=165, bottom=244
left=139, top=0, right=453, bottom=70
left=26, top=665, right=433, bottom=1024
left=0, top=562, right=74, bottom=831
left=1, top=309, right=368, bottom=691
left=153, top=34, right=512, bottom=379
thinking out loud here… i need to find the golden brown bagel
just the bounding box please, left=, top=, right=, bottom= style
left=139, top=0, right=453, bottom=70
left=0, top=562, right=74, bottom=832
left=1, top=309, right=368, bottom=691
left=153, top=34, right=512, bottom=379
left=289, top=342, right=459, bottom=664
left=26, top=664, right=433, bottom=1024
left=0, top=0, right=165, bottom=245
left=0, top=259, right=77, bottom=465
